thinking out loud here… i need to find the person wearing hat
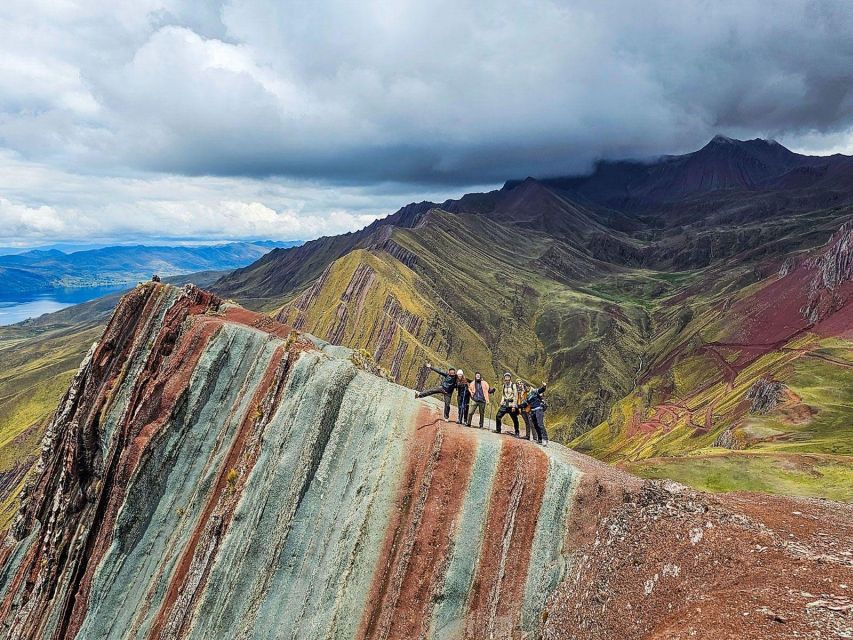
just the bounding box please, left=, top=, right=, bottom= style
left=466, top=372, right=493, bottom=428
left=455, top=369, right=470, bottom=424
left=494, top=372, right=520, bottom=436
left=416, top=363, right=458, bottom=420
left=519, top=382, right=549, bottom=445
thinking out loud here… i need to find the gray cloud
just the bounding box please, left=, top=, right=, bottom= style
left=1, top=0, right=852, bottom=244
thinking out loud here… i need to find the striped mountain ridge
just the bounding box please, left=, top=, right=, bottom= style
left=1, top=283, right=851, bottom=639
left=0, top=282, right=584, bottom=640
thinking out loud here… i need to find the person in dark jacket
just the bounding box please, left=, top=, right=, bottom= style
left=494, top=372, right=520, bottom=436
left=519, top=383, right=548, bottom=445
left=466, top=372, right=492, bottom=428
left=455, top=369, right=470, bottom=424
left=415, top=363, right=457, bottom=420
left=517, top=380, right=535, bottom=440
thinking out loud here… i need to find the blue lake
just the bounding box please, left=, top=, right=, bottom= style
left=0, top=284, right=130, bottom=326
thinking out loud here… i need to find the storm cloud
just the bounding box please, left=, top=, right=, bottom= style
left=1, top=0, right=852, bottom=244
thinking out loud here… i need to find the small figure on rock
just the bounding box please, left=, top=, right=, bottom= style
left=466, top=372, right=493, bottom=429
left=416, top=363, right=457, bottom=420
left=455, top=369, right=470, bottom=424
left=151, top=274, right=161, bottom=282
left=495, top=373, right=520, bottom=436
left=520, top=382, right=549, bottom=446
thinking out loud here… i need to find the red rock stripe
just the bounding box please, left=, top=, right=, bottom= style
left=147, top=344, right=292, bottom=640
left=61, top=317, right=220, bottom=640
left=0, top=284, right=166, bottom=635
left=465, top=438, right=549, bottom=639
left=358, top=408, right=478, bottom=640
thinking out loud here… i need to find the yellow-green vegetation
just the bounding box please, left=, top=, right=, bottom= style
left=0, top=321, right=103, bottom=528
left=275, top=212, right=653, bottom=439
left=626, top=452, right=853, bottom=502
left=573, top=302, right=853, bottom=501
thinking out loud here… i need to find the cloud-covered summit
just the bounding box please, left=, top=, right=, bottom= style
left=2, top=0, right=853, bottom=245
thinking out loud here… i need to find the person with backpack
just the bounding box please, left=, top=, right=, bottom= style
left=416, top=363, right=457, bottom=420
left=494, top=373, right=520, bottom=436
left=455, top=369, right=470, bottom=424
left=517, top=379, right=535, bottom=440
left=520, top=382, right=549, bottom=445
left=466, top=372, right=493, bottom=428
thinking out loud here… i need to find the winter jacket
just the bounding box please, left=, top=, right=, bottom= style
left=520, top=386, right=547, bottom=411
left=429, top=366, right=457, bottom=393
left=468, top=379, right=490, bottom=403
left=500, top=382, right=518, bottom=406
left=517, top=387, right=531, bottom=413
left=456, top=378, right=470, bottom=400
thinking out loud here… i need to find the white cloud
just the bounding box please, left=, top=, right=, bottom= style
left=1, top=0, right=852, bottom=245
left=0, top=150, right=466, bottom=245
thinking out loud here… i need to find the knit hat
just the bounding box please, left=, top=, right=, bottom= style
left=457, top=369, right=464, bottom=377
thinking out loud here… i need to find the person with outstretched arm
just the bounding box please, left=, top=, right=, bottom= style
left=415, top=363, right=457, bottom=420
left=494, top=373, right=520, bottom=436
left=466, top=372, right=493, bottom=428
left=519, top=383, right=549, bottom=445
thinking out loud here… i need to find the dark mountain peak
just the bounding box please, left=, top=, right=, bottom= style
left=708, top=134, right=737, bottom=145
left=697, top=135, right=794, bottom=157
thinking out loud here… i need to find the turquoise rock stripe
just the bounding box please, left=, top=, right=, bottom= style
left=75, top=325, right=280, bottom=639
left=430, top=437, right=502, bottom=640
left=249, top=369, right=415, bottom=640
left=183, top=350, right=418, bottom=639
left=520, top=453, right=578, bottom=633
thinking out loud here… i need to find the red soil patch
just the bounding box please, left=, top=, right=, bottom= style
left=223, top=305, right=294, bottom=339
left=543, top=483, right=853, bottom=640
left=724, top=266, right=812, bottom=348
left=812, top=282, right=853, bottom=339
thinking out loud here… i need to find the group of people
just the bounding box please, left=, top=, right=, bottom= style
left=415, top=363, right=549, bottom=446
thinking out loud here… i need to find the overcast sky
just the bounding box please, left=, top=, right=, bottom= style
left=2, top=0, right=853, bottom=246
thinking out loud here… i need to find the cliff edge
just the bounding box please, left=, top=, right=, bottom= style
left=0, top=283, right=849, bottom=640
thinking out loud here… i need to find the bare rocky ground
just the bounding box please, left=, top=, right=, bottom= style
left=543, top=458, right=853, bottom=640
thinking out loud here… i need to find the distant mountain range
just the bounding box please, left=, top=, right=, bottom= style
left=214, top=135, right=853, bottom=499
left=1, top=136, right=849, bottom=505
left=0, top=241, right=299, bottom=297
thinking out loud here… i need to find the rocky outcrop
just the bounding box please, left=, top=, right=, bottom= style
left=801, top=219, right=853, bottom=324
left=713, top=427, right=746, bottom=450
left=0, top=284, right=581, bottom=640
left=746, top=378, right=785, bottom=414
left=1, top=284, right=849, bottom=640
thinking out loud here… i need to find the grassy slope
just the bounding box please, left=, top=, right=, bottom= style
left=275, top=211, right=659, bottom=441
left=0, top=322, right=102, bottom=528
left=0, top=271, right=230, bottom=530
left=571, top=234, right=853, bottom=501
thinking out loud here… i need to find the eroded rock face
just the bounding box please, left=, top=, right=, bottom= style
left=1, top=283, right=849, bottom=640
left=746, top=378, right=785, bottom=414
left=0, top=283, right=580, bottom=640
left=801, top=219, right=853, bottom=324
